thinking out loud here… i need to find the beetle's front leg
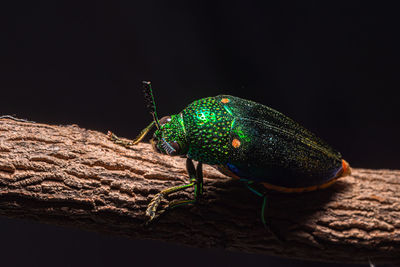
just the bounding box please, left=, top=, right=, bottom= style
left=145, top=158, right=203, bottom=223
left=107, top=121, right=155, bottom=148
left=107, top=131, right=134, bottom=148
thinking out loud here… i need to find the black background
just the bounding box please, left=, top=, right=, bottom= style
left=1, top=1, right=399, bottom=266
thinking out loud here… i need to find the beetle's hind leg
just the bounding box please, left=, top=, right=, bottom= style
left=245, top=182, right=268, bottom=226
left=246, top=182, right=285, bottom=243
left=145, top=158, right=203, bottom=224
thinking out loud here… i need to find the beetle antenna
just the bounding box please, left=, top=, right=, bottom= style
left=142, top=81, right=161, bottom=129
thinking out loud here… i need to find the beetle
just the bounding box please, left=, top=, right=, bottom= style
left=108, top=81, right=351, bottom=226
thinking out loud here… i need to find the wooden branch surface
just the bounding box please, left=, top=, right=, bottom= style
left=0, top=118, right=399, bottom=264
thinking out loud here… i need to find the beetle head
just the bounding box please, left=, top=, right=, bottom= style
left=151, top=115, right=188, bottom=156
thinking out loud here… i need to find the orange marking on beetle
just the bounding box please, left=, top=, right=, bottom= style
left=261, top=176, right=340, bottom=193
left=341, top=159, right=351, bottom=177
left=232, top=138, right=241, bottom=148
left=261, top=161, right=353, bottom=193
left=221, top=98, right=230, bottom=104
left=262, top=159, right=352, bottom=193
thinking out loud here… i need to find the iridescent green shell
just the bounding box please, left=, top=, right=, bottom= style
left=161, top=95, right=343, bottom=188
left=181, top=97, right=233, bottom=165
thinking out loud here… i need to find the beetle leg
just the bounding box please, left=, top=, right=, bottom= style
left=245, top=182, right=267, bottom=225
left=184, top=158, right=203, bottom=199
left=107, top=131, right=135, bottom=148
left=164, top=161, right=203, bottom=212
left=145, top=159, right=203, bottom=224
left=246, top=182, right=285, bottom=243
left=107, top=121, right=155, bottom=148
left=246, top=181, right=263, bottom=197
left=194, top=161, right=203, bottom=198
left=261, top=195, right=268, bottom=227
left=146, top=182, right=195, bottom=222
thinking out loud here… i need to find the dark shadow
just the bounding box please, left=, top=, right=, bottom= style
left=166, top=177, right=351, bottom=243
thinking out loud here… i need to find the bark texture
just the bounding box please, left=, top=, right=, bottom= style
left=0, top=118, right=399, bottom=264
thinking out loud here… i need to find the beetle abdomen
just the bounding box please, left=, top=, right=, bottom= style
left=220, top=159, right=350, bottom=192
left=225, top=117, right=343, bottom=188
left=214, top=95, right=348, bottom=189
left=216, top=95, right=340, bottom=156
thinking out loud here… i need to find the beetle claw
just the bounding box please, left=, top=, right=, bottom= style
left=145, top=193, right=166, bottom=223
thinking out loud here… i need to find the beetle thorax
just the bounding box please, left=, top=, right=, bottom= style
left=182, top=97, right=234, bottom=165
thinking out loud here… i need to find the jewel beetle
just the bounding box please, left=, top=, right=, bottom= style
left=108, top=81, right=351, bottom=225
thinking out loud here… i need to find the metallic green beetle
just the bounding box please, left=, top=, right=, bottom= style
left=108, top=81, right=351, bottom=225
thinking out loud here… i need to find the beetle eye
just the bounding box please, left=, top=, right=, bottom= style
left=159, top=116, right=171, bottom=126
left=169, top=141, right=180, bottom=155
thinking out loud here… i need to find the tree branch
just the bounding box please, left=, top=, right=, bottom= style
left=0, top=118, right=399, bottom=264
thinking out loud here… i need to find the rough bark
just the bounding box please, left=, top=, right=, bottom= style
left=0, top=118, right=399, bottom=264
